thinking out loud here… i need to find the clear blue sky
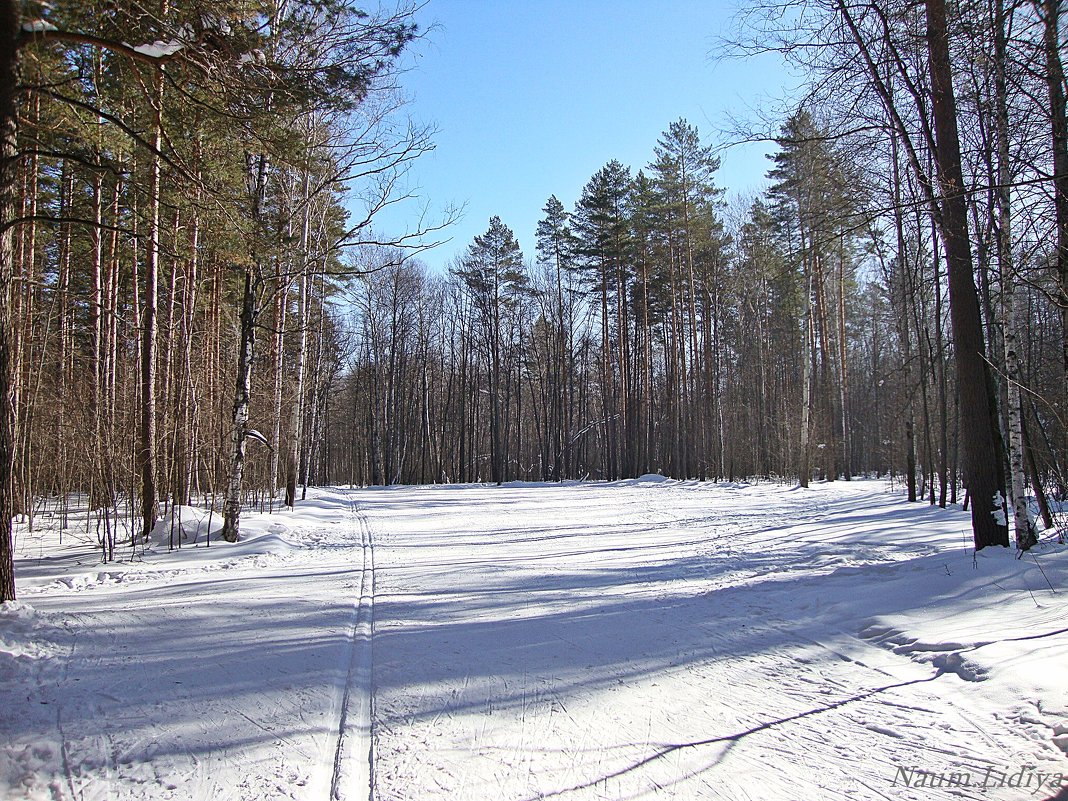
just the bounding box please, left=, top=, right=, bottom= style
left=368, top=0, right=790, bottom=272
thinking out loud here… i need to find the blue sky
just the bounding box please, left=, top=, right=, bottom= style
left=368, top=0, right=791, bottom=272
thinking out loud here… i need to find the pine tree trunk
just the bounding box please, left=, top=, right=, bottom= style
left=12, top=92, right=37, bottom=522
left=0, top=0, right=18, bottom=602
left=90, top=171, right=107, bottom=507
left=176, top=167, right=200, bottom=506
left=301, top=269, right=327, bottom=495
left=56, top=165, right=72, bottom=508
left=800, top=266, right=814, bottom=489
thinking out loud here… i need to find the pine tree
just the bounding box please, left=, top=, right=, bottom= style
left=454, top=217, right=530, bottom=484
left=573, top=161, right=632, bottom=477
left=535, top=195, right=579, bottom=478
left=767, top=111, right=860, bottom=484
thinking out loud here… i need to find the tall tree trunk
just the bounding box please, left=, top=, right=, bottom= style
left=269, top=270, right=285, bottom=498
left=285, top=166, right=313, bottom=506
left=90, top=171, right=108, bottom=507
left=221, top=269, right=257, bottom=543
left=891, top=129, right=918, bottom=503
left=1037, top=0, right=1068, bottom=476
left=925, top=0, right=1009, bottom=548
left=0, top=0, right=18, bottom=602
left=285, top=267, right=308, bottom=507
left=1022, top=415, right=1055, bottom=530
left=996, top=0, right=1037, bottom=550
left=837, top=238, right=851, bottom=480
left=800, top=266, right=814, bottom=488
left=12, top=91, right=37, bottom=523
left=933, top=223, right=949, bottom=508
left=176, top=196, right=199, bottom=506
left=222, top=149, right=269, bottom=541
left=301, top=269, right=328, bottom=496
left=138, top=42, right=166, bottom=540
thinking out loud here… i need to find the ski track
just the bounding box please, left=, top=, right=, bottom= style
left=4, top=479, right=1067, bottom=800
left=2, top=488, right=375, bottom=801
left=327, top=499, right=376, bottom=801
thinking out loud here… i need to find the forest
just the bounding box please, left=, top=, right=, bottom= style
left=1, top=0, right=1067, bottom=602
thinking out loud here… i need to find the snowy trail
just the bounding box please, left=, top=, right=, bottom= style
left=328, top=500, right=376, bottom=801
left=3, top=479, right=1067, bottom=800
left=3, top=488, right=376, bottom=801
left=362, top=479, right=1068, bottom=801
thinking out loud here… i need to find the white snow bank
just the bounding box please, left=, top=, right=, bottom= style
left=632, top=472, right=672, bottom=483
left=0, top=601, right=52, bottom=662
left=11, top=491, right=362, bottom=604
left=4, top=487, right=367, bottom=801
left=0, top=602, right=68, bottom=801
left=149, top=504, right=219, bottom=547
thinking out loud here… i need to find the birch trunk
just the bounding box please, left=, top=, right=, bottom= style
left=222, top=150, right=269, bottom=541
left=138, top=37, right=165, bottom=540
left=285, top=268, right=308, bottom=507
left=996, top=0, right=1037, bottom=550
left=221, top=269, right=256, bottom=543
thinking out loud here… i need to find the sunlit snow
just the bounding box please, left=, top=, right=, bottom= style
left=2, top=479, right=1066, bottom=800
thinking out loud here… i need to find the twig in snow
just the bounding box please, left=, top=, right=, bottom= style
left=1029, top=552, right=1056, bottom=594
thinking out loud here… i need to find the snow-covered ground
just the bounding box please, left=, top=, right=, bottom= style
left=2, top=479, right=1067, bottom=800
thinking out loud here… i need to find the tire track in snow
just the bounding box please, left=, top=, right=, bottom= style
left=327, top=493, right=376, bottom=801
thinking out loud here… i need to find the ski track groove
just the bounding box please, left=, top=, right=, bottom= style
left=5, top=490, right=385, bottom=801
left=328, top=492, right=376, bottom=801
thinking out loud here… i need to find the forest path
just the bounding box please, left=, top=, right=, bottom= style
left=362, top=478, right=1067, bottom=801
left=5, top=480, right=1067, bottom=800
left=4, top=487, right=375, bottom=801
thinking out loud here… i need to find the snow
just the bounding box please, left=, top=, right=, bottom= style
left=20, top=20, right=57, bottom=33
left=131, top=40, right=184, bottom=58
left=2, top=479, right=1067, bottom=799
left=239, top=49, right=268, bottom=66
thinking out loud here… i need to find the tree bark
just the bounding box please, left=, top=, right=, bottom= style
left=0, top=0, right=18, bottom=602
left=137, top=45, right=165, bottom=540
left=285, top=272, right=308, bottom=506
left=925, top=0, right=1009, bottom=548
left=1036, top=0, right=1068, bottom=474
left=285, top=168, right=313, bottom=506
left=1022, top=415, right=1055, bottom=530
left=995, top=0, right=1037, bottom=550
left=800, top=265, right=814, bottom=488
left=221, top=269, right=256, bottom=543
